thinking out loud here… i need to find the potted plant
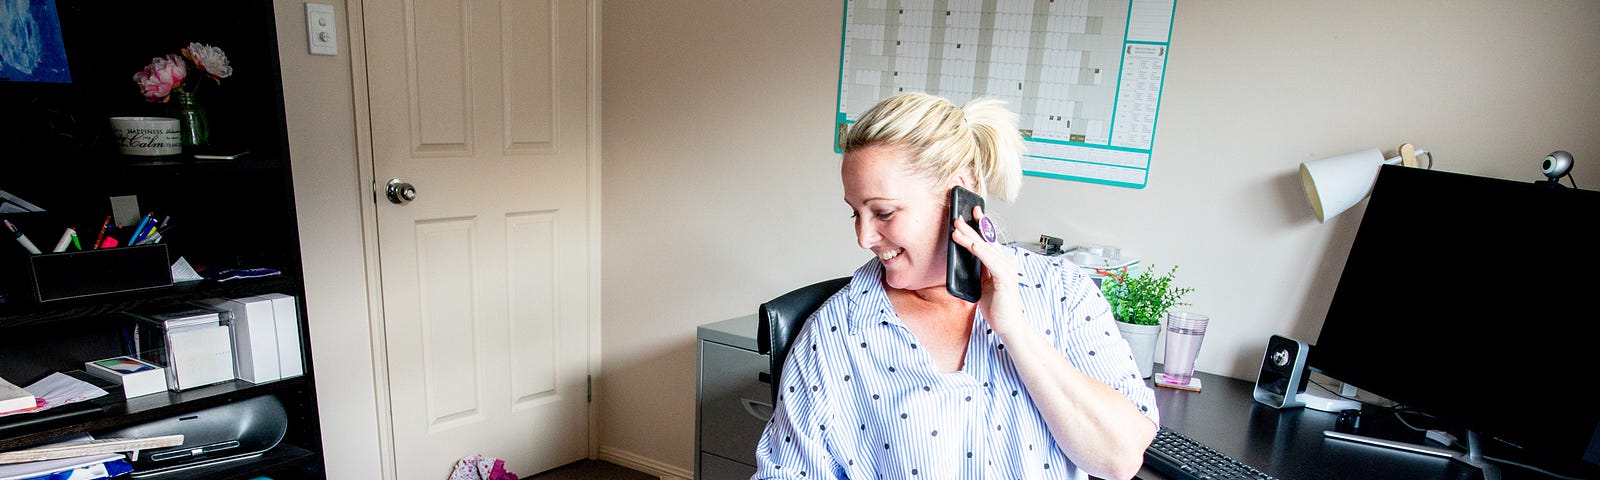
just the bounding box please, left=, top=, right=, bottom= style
left=1099, top=264, right=1193, bottom=379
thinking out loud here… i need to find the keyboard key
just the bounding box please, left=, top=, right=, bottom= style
left=1144, top=427, right=1277, bottom=480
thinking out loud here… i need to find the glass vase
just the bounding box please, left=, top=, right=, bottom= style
left=172, top=91, right=210, bottom=150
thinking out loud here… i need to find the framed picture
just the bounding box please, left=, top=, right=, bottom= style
left=0, top=0, right=73, bottom=83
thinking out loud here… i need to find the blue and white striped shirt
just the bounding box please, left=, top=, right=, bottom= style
left=753, top=245, right=1159, bottom=480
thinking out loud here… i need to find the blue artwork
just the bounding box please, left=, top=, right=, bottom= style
left=1, top=0, right=73, bottom=83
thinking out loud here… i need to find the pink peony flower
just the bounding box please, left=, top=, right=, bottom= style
left=182, top=42, right=232, bottom=80
left=132, top=54, right=188, bottom=103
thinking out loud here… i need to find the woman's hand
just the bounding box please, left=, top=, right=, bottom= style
left=950, top=205, right=1024, bottom=333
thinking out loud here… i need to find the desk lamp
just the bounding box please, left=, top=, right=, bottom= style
left=1299, top=144, right=1430, bottom=222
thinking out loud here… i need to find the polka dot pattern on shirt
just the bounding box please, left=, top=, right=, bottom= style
left=754, top=246, right=1160, bottom=479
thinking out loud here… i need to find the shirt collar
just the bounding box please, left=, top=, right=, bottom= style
left=843, top=258, right=894, bottom=334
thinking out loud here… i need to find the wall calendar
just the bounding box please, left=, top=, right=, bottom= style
left=835, top=0, right=1176, bottom=188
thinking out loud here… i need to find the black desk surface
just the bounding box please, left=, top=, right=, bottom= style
left=1137, top=369, right=1491, bottom=480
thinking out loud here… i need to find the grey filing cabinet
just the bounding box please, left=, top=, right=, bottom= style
left=697, top=314, right=774, bottom=479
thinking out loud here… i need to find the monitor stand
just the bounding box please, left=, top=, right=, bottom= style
left=1324, top=429, right=1502, bottom=480
left=1301, top=381, right=1362, bottom=413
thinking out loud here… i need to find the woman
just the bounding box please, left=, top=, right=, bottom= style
left=753, top=92, right=1158, bottom=480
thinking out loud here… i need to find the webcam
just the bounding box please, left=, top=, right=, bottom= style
left=1535, top=150, right=1575, bottom=189
left=1543, top=151, right=1573, bottom=180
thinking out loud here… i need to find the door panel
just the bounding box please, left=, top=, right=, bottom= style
left=364, top=0, right=591, bottom=477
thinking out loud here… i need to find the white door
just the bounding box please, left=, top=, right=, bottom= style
left=362, top=1, right=594, bottom=478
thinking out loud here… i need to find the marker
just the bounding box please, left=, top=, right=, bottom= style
left=93, top=216, right=111, bottom=250
left=52, top=228, right=77, bottom=253
left=4, top=219, right=41, bottom=254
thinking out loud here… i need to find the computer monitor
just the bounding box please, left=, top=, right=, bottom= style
left=1310, top=165, right=1600, bottom=478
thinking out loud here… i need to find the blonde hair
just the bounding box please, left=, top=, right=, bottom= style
left=841, top=92, right=1025, bottom=202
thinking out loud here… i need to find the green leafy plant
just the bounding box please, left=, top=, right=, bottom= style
left=1098, top=264, right=1193, bottom=326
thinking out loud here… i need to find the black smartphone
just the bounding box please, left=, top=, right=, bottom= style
left=946, top=186, right=984, bottom=302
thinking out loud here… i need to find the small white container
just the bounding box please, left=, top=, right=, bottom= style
left=85, top=356, right=167, bottom=398
left=195, top=296, right=282, bottom=383
left=109, top=117, right=181, bottom=156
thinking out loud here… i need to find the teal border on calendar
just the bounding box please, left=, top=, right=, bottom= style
left=832, top=0, right=1176, bottom=189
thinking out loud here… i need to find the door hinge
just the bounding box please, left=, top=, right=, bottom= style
left=587, top=375, right=592, bottom=403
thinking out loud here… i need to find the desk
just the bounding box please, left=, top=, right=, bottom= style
left=1141, top=369, right=1489, bottom=480
left=698, top=315, right=1501, bottom=480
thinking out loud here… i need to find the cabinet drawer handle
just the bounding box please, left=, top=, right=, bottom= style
left=740, top=398, right=774, bottom=422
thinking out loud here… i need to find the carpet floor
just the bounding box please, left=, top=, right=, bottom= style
left=525, top=459, right=656, bottom=479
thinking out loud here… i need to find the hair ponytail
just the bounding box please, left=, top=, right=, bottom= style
left=961, top=97, right=1025, bottom=202
left=842, top=92, right=1026, bottom=202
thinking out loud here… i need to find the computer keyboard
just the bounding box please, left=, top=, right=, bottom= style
left=1144, top=427, right=1277, bottom=480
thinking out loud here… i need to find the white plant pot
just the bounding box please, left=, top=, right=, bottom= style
left=1116, top=321, right=1161, bottom=379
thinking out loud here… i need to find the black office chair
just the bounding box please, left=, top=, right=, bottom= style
left=757, top=276, right=851, bottom=402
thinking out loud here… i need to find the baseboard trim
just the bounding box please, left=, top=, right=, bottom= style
left=597, top=445, right=691, bottom=480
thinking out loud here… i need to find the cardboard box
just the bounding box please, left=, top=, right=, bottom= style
left=196, top=296, right=281, bottom=383
left=257, top=293, right=303, bottom=378
left=85, top=356, right=167, bottom=398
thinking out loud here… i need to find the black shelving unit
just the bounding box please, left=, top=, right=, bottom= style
left=0, top=0, right=323, bottom=477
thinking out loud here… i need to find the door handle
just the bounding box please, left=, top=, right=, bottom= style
left=386, top=178, right=417, bottom=204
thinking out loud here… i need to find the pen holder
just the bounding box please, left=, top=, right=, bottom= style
left=28, top=244, right=173, bottom=302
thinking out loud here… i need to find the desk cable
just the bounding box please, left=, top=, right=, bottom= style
left=1320, top=389, right=1586, bottom=480
left=1309, top=379, right=1584, bottom=479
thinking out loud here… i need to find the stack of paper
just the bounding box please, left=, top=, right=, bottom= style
left=0, top=434, right=163, bottom=480
left=1, top=372, right=109, bottom=419
left=0, top=191, right=45, bottom=214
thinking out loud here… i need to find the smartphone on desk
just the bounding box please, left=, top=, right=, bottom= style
left=946, top=186, right=984, bottom=303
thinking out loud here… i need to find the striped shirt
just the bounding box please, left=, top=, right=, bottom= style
left=753, top=245, right=1159, bottom=480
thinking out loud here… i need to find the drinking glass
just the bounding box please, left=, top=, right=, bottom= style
left=1160, top=311, right=1208, bottom=386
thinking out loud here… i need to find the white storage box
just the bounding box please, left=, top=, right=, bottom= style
left=85, top=356, right=167, bottom=398
left=196, top=296, right=281, bottom=383
left=257, top=293, right=304, bottom=378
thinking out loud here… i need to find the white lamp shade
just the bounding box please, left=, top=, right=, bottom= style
left=1300, top=147, right=1386, bottom=222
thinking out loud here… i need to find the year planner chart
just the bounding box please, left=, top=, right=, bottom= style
left=835, top=0, right=1176, bottom=188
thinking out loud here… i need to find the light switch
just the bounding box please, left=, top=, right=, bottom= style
left=305, top=3, right=337, bottom=56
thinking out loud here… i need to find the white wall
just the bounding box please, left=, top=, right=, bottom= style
left=601, top=0, right=1600, bottom=473
left=273, top=2, right=384, bottom=478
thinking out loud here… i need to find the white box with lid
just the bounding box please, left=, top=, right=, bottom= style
left=257, top=293, right=304, bottom=378
left=195, top=296, right=281, bottom=383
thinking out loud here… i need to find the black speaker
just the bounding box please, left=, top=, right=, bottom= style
left=1253, top=335, right=1310, bottom=409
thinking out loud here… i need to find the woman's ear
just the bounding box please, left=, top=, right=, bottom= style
left=954, top=174, right=976, bottom=190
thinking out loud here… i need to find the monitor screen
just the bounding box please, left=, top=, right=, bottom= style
left=1310, top=165, right=1600, bottom=477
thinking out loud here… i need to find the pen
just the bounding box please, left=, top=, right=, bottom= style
left=53, top=227, right=76, bottom=253
left=93, top=215, right=110, bottom=250
left=134, top=222, right=155, bottom=245
left=147, top=224, right=173, bottom=244
left=4, top=219, right=41, bottom=254
left=129, top=212, right=153, bottom=245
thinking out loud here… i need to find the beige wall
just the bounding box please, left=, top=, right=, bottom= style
left=601, top=0, right=1600, bottom=473
left=273, top=2, right=383, bottom=479
left=265, top=0, right=1600, bottom=476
